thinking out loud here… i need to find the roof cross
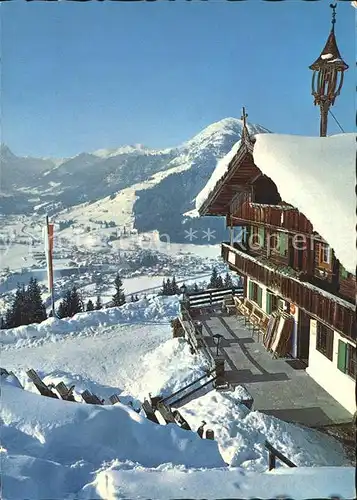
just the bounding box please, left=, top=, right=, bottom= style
left=241, top=107, right=249, bottom=142
left=330, top=3, right=337, bottom=31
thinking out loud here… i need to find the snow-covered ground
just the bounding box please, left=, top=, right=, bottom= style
left=0, top=296, right=353, bottom=499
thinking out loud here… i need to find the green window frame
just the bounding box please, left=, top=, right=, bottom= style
left=337, top=340, right=356, bottom=379
left=249, top=281, right=253, bottom=300
left=339, top=266, right=349, bottom=280
left=257, top=287, right=263, bottom=308
left=266, top=292, right=272, bottom=314
left=337, top=340, right=347, bottom=372
left=258, top=227, right=265, bottom=248
left=279, top=233, right=288, bottom=256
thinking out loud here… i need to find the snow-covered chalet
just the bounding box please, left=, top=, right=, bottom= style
left=196, top=7, right=356, bottom=415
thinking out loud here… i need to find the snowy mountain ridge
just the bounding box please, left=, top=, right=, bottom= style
left=0, top=118, right=270, bottom=240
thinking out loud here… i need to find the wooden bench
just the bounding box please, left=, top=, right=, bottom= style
left=109, top=394, right=121, bottom=405
left=55, top=382, right=76, bottom=402
left=26, top=369, right=59, bottom=399
left=222, top=296, right=235, bottom=315
left=81, top=390, right=103, bottom=405
left=250, top=310, right=270, bottom=342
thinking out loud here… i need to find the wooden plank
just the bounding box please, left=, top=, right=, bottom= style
left=142, top=399, right=160, bottom=424
left=81, top=390, right=103, bottom=405
left=26, top=369, right=58, bottom=399
left=109, top=394, right=121, bottom=405
left=156, top=401, right=177, bottom=424
left=172, top=410, right=191, bottom=430
left=55, top=382, right=76, bottom=402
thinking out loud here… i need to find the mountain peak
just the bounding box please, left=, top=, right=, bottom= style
left=183, top=117, right=269, bottom=150
left=0, top=144, right=16, bottom=160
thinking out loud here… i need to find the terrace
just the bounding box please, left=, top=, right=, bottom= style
left=179, top=288, right=352, bottom=429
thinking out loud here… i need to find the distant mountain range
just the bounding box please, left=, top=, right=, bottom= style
left=0, top=118, right=270, bottom=242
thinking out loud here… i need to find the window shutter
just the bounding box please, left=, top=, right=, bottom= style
left=257, top=287, right=263, bottom=308
left=258, top=227, right=265, bottom=247
left=279, top=233, right=287, bottom=256
left=337, top=340, right=347, bottom=373
left=339, top=266, right=348, bottom=280
left=327, top=329, right=334, bottom=361
left=249, top=281, right=253, bottom=300
left=266, top=293, right=272, bottom=314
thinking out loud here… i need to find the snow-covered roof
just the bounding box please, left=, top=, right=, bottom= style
left=253, top=133, right=356, bottom=274
left=197, top=133, right=355, bottom=274
left=195, top=139, right=242, bottom=211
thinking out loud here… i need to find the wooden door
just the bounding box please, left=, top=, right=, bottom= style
left=297, top=309, right=310, bottom=363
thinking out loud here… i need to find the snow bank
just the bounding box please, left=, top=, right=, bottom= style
left=79, top=464, right=356, bottom=500
left=253, top=133, right=356, bottom=274
left=1, top=381, right=225, bottom=499
left=195, top=139, right=242, bottom=210
left=128, top=337, right=210, bottom=400
left=179, top=388, right=349, bottom=470
left=0, top=295, right=180, bottom=348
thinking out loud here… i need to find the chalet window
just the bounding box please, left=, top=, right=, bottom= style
left=319, top=245, right=331, bottom=265
left=337, top=340, right=356, bottom=379
left=266, top=292, right=279, bottom=314
left=316, top=322, right=334, bottom=361
left=278, top=233, right=288, bottom=256
left=269, top=232, right=288, bottom=256
left=249, top=281, right=263, bottom=308
left=339, top=265, right=349, bottom=280
left=250, top=226, right=264, bottom=250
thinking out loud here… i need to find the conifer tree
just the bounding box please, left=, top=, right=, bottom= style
left=193, top=283, right=199, bottom=292
left=57, top=289, right=72, bottom=319
left=166, top=278, right=172, bottom=296
left=161, top=279, right=167, bottom=296
left=69, top=286, right=82, bottom=316
left=5, top=284, right=27, bottom=328
left=224, top=273, right=233, bottom=289
left=95, top=295, right=102, bottom=310
left=27, top=277, right=47, bottom=324
left=86, top=299, right=94, bottom=312
left=171, top=276, right=179, bottom=295
left=216, top=275, right=224, bottom=288
left=131, top=295, right=135, bottom=302
left=135, top=294, right=139, bottom=302
left=209, top=267, right=219, bottom=289
left=112, top=273, right=126, bottom=306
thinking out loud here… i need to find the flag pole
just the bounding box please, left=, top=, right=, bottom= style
left=45, top=215, right=55, bottom=317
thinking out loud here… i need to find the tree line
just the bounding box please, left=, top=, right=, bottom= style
left=160, top=268, right=236, bottom=296
left=0, top=272, right=127, bottom=329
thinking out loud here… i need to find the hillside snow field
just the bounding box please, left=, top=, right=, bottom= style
left=1, top=118, right=269, bottom=241
left=0, top=296, right=353, bottom=499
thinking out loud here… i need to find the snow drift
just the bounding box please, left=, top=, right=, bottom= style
left=0, top=295, right=180, bottom=349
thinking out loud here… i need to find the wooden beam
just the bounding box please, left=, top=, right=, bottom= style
left=26, top=369, right=59, bottom=399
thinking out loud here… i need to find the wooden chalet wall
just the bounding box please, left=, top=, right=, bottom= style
left=222, top=243, right=356, bottom=342
left=229, top=199, right=355, bottom=305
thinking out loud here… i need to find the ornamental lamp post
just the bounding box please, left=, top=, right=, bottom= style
left=180, top=283, right=187, bottom=297
left=212, top=333, right=223, bottom=357
left=309, top=3, right=348, bottom=137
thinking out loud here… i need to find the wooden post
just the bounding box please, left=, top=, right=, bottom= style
left=268, top=450, right=276, bottom=470
left=214, top=357, right=225, bottom=386
left=206, top=429, right=214, bottom=440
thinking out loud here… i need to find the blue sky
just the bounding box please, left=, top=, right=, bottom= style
left=2, top=1, right=355, bottom=157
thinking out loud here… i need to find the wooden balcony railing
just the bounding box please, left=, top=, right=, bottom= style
left=222, top=243, right=356, bottom=341
left=231, top=202, right=314, bottom=234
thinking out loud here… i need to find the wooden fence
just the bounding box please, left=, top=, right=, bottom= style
left=185, top=286, right=244, bottom=309
left=265, top=440, right=297, bottom=470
